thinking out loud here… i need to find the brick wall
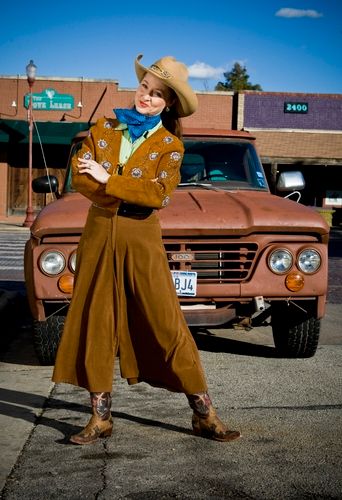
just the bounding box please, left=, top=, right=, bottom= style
left=0, top=77, right=233, bottom=129
left=243, top=92, right=342, bottom=130
left=182, top=92, right=233, bottom=129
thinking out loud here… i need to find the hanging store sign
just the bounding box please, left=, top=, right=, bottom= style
left=24, top=88, right=74, bottom=111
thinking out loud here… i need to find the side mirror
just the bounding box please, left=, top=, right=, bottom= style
left=32, top=175, right=59, bottom=194
left=277, top=171, right=305, bottom=192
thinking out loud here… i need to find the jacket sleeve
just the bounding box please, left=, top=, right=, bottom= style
left=71, top=121, right=119, bottom=207
left=105, top=147, right=184, bottom=209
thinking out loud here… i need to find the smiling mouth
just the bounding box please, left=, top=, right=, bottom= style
left=139, top=101, right=149, bottom=108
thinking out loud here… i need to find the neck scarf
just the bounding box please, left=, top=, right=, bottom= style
left=113, top=108, right=161, bottom=142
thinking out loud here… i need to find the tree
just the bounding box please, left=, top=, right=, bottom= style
left=215, top=62, right=262, bottom=91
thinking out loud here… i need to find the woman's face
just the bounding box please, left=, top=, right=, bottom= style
left=135, top=73, right=174, bottom=116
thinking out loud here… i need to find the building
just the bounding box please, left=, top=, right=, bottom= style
left=238, top=91, right=342, bottom=220
left=0, top=74, right=341, bottom=224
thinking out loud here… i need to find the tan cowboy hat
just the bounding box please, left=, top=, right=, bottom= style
left=135, top=54, right=198, bottom=117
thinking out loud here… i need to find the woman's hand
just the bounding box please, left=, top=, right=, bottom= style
left=77, top=158, right=110, bottom=184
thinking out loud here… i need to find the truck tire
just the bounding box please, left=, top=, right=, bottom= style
left=271, top=301, right=320, bottom=358
left=33, top=315, right=65, bottom=365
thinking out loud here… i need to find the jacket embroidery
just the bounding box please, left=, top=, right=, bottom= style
left=162, top=196, right=170, bottom=207
left=98, top=139, right=108, bottom=149
left=102, top=161, right=112, bottom=170
left=131, top=167, right=143, bottom=178
left=170, top=152, right=181, bottom=161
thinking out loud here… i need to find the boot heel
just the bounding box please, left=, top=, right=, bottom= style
left=101, top=427, right=113, bottom=438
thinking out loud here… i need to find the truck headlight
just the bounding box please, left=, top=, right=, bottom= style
left=69, top=251, right=77, bottom=272
left=297, top=249, right=321, bottom=274
left=39, top=251, right=66, bottom=276
left=268, top=249, right=293, bottom=274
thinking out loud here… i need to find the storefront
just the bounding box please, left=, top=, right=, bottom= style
left=238, top=91, right=342, bottom=225
left=0, top=75, right=341, bottom=223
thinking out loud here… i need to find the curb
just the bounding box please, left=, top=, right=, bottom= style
left=0, top=223, right=30, bottom=232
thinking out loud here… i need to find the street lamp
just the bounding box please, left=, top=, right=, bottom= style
left=23, top=59, right=37, bottom=227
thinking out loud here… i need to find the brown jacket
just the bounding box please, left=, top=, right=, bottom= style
left=71, top=117, right=184, bottom=210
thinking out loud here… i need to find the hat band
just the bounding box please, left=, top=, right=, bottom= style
left=149, top=64, right=172, bottom=79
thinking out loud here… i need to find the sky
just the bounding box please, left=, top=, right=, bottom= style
left=0, top=0, right=341, bottom=94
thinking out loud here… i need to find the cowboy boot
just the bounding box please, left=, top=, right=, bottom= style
left=187, top=392, right=241, bottom=442
left=70, top=392, right=113, bottom=445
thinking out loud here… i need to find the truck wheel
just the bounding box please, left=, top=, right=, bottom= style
left=33, top=315, right=65, bottom=365
left=271, top=302, right=320, bottom=358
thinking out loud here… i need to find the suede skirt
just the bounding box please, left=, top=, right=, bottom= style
left=52, top=204, right=207, bottom=394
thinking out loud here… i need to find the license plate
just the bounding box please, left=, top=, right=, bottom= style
left=171, top=271, right=197, bottom=297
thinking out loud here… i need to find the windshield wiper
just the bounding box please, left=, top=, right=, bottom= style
left=178, top=182, right=223, bottom=191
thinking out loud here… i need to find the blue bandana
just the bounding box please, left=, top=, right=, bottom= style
left=113, top=108, right=161, bottom=142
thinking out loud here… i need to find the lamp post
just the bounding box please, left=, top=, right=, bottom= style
left=23, top=59, right=37, bottom=227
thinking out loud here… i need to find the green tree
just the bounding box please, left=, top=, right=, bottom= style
left=215, top=62, right=262, bottom=91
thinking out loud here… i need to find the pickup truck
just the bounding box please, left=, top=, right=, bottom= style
left=24, top=128, right=329, bottom=364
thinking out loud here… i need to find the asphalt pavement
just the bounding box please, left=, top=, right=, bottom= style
left=1, top=331, right=341, bottom=500
left=0, top=221, right=341, bottom=499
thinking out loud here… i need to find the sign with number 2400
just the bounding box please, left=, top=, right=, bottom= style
left=171, top=271, right=197, bottom=297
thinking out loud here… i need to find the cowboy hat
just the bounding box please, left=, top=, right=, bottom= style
left=135, top=54, right=198, bottom=117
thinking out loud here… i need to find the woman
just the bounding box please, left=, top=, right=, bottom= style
left=52, top=54, right=241, bottom=444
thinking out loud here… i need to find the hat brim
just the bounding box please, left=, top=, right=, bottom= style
left=135, top=54, right=198, bottom=118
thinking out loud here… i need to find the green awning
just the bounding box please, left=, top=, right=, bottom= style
left=0, top=119, right=90, bottom=145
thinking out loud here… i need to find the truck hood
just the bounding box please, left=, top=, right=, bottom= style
left=31, top=193, right=91, bottom=238
left=31, top=189, right=329, bottom=239
left=161, top=189, right=330, bottom=237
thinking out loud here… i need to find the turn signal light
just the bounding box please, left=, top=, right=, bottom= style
left=285, top=272, right=304, bottom=292
left=58, top=274, right=74, bottom=294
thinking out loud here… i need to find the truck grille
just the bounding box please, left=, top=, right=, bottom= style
left=164, top=240, right=258, bottom=283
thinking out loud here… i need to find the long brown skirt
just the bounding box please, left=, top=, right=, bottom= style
left=52, top=205, right=207, bottom=394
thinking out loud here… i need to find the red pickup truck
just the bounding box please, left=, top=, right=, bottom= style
left=24, top=128, right=329, bottom=364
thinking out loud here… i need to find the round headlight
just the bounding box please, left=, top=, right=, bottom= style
left=69, top=251, right=77, bottom=273
left=39, top=251, right=66, bottom=276
left=297, top=249, right=321, bottom=274
left=268, top=249, right=293, bottom=274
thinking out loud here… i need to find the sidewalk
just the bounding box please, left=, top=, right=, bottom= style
left=0, top=215, right=27, bottom=232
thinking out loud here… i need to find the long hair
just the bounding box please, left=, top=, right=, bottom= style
left=161, top=106, right=182, bottom=139
left=161, top=90, right=183, bottom=139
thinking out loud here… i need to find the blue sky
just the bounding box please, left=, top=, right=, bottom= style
left=1, top=0, right=341, bottom=93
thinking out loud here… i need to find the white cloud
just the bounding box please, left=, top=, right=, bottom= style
left=187, top=62, right=225, bottom=80
left=275, top=8, right=323, bottom=18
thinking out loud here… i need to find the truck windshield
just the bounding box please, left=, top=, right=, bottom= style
left=63, top=141, right=82, bottom=193
left=180, top=139, right=268, bottom=190
left=64, top=138, right=268, bottom=193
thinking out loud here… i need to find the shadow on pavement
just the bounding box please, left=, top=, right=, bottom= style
left=192, top=329, right=277, bottom=357
left=0, top=387, right=192, bottom=444
left=0, top=281, right=32, bottom=358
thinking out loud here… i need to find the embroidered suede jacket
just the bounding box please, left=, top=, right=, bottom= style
left=71, top=117, right=184, bottom=212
